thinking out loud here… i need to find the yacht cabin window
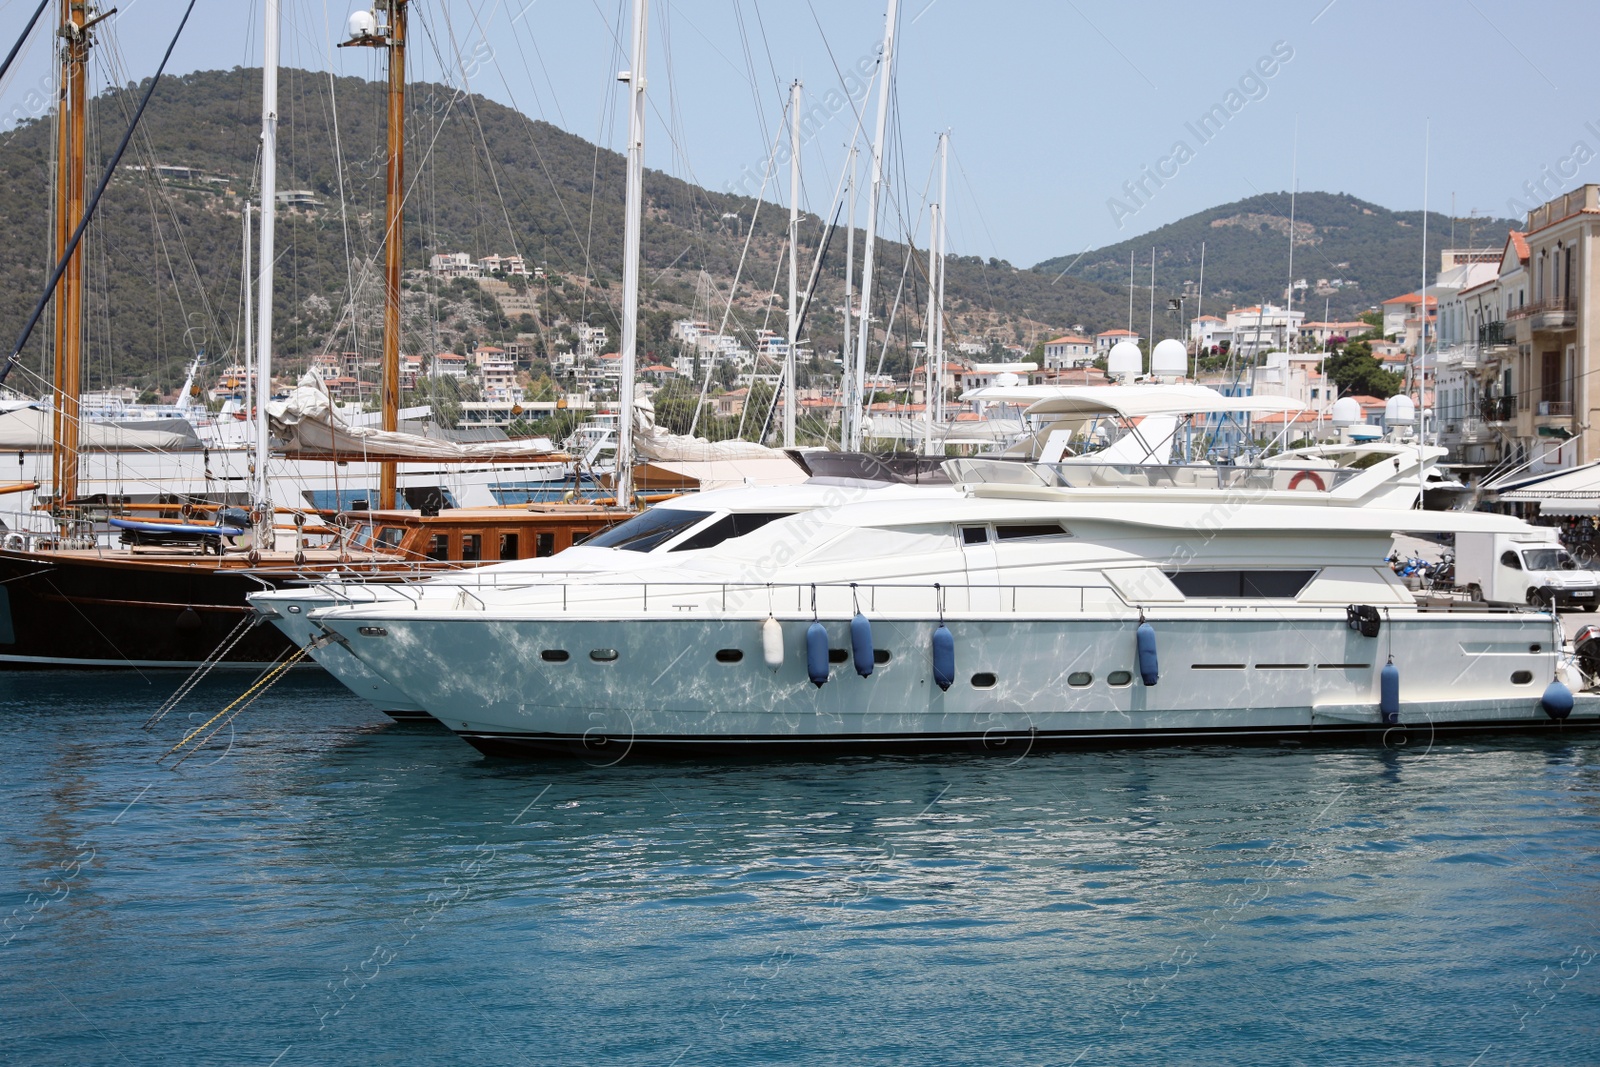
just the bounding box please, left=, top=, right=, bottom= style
left=1164, top=569, right=1317, bottom=598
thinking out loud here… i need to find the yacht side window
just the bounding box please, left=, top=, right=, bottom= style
left=994, top=523, right=1070, bottom=541
left=1164, top=570, right=1317, bottom=598
left=1500, top=551, right=1521, bottom=571
left=961, top=526, right=990, bottom=546
left=670, top=512, right=792, bottom=552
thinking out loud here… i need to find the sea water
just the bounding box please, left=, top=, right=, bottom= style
left=2, top=671, right=1597, bottom=1065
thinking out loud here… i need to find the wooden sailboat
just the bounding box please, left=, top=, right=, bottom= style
left=0, top=0, right=623, bottom=669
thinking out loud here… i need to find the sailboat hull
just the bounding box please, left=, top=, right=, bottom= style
left=0, top=549, right=295, bottom=668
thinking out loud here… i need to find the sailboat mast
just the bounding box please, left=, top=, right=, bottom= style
left=254, top=0, right=279, bottom=530
left=785, top=80, right=800, bottom=449
left=614, top=0, right=648, bottom=507
left=378, top=0, right=407, bottom=511
left=850, top=0, right=898, bottom=451
left=921, top=184, right=938, bottom=456
left=50, top=0, right=89, bottom=527
left=243, top=203, right=252, bottom=428
left=842, top=145, right=856, bottom=447
left=933, top=131, right=948, bottom=431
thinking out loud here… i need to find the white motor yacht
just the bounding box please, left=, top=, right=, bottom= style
left=249, top=479, right=956, bottom=718
left=311, top=455, right=1596, bottom=756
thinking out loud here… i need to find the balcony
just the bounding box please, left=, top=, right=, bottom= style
left=1476, top=321, right=1511, bottom=346
left=1481, top=397, right=1515, bottom=423
left=1538, top=400, right=1572, bottom=417
left=1508, top=297, right=1577, bottom=331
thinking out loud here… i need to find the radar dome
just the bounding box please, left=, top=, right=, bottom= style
left=347, top=10, right=377, bottom=39
left=1107, top=340, right=1141, bottom=379
left=1330, top=397, right=1362, bottom=427
left=1150, top=338, right=1187, bottom=377
left=993, top=371, right=1020, bottom=388
left=1384, top=394, right=1416, bottom=425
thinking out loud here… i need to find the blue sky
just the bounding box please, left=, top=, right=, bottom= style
left=3, top=0, right=1597, bottom=269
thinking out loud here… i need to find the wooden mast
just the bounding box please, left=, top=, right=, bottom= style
left=50, top=0, right=89, bottom=529
left=379, top=0, right=407, bottom=511
left=343, top=3, right=406, bottom=511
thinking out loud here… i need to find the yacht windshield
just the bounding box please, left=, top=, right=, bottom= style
left=584, top=509, right=712, bottom=553
left=1522, top=549, right=1574, bottom=571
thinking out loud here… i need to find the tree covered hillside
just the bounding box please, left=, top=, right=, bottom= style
left=1034, top=191, right=1520, bottom=322
left=0, top=67, right=1136, bottom=395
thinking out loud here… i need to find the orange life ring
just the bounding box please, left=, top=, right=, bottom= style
left=1288, top=469, right=1327, bottom=491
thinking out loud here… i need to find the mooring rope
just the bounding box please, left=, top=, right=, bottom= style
left=159, top=635, right=330, bottom=767
left=143, top=613, right=263, bottom=730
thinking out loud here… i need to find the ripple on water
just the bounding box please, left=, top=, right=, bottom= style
left=0, top=675, right=1597, bottom=1065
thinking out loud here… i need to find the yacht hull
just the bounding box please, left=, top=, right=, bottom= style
left=253, top=591, right=431, bottom=720
left=324, top=611, right=1600, bottom=757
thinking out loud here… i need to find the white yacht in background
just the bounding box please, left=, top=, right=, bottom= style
left=249, top=479, right=956, bottom=718
left=312, top=453, right=1596, bottom=757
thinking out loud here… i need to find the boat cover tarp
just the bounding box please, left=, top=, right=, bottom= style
left=269, top=374, right=564, bottom=462
left=0, top=407, right=203, bottom=451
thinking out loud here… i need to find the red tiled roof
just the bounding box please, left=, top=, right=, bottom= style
left=1045, top=335, right=1092, bottom=345
left=1509, top=230, right=1529, bottom=262
left=1381, top=292, right=1436, bottom=307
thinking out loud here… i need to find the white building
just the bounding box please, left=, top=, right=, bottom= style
left=1041, top=334, right=1094, bottom=369
left=428, top=252, right=474, bottom=277
left=1094, top=328, right=1139, bottom=354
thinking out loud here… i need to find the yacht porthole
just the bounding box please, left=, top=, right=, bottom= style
left=715, top=649, right=744, bottom=663
left=541, top=649, right=570, bottom=663
left=828, top=648, right=848, bottom=664
left=288, top=605, right=302, bottom=614
left=1529, top=644, right=1542, bottom=653
left=1067, top=671, right=1092, bottom=688
left=873, top=649, right=891, bottom=665
left=970, top=672, right=997, bottom=689
left=1107, top=670, right=1133, bottom=687
left=357, top=626, right=387, bottom=638
left=1511, top=670, right=1533, bottom=685
left=590, top=649, right=620, bottom=663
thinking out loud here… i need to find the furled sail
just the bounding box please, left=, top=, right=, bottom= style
left=631, top=395, right=776, bottom=462
left=268, top=373, right=564, bottom=462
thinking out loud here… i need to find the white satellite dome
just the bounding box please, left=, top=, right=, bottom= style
left=347, top=9, right=377, bottom=39
left=1150, top=338, right=1187, bottom=377
left=1107, top=340, right=1141, bottom=379
left=993, top=371, right=1020, bottom=388
left=1330, top=396, right=1362, bottom=427
left=1384, top=394, right=1416, bottom=425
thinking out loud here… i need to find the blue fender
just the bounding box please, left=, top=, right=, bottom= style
left=806, top=621, right=829, bottom=687
left=931, top=624, right=955, bottom=691
left=1380, top=660, right=1400, bottom=724
left=1542, top=680, right=1574, bottom=721
left=1136, top=622, right=1158, bottom=686
left=851, top=613, right=874, bottom=678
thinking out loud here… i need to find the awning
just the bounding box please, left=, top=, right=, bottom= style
left=1485, top=458, right=1600, bottom=494
left=1498, top=462, right=1600, bottom=503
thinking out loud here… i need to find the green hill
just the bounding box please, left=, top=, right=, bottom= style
left=0, top=67, right=1133, bottom=395
left=1034, top=191, right=1521, bottom=323
left=0, top=66, right=1519, bottom=399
